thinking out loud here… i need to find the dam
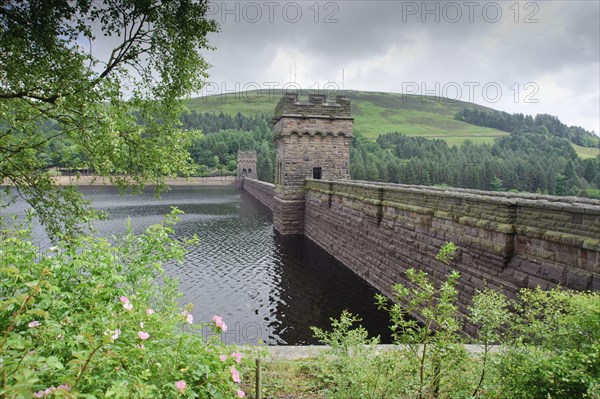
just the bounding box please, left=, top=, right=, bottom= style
left=239, top=93, right=600, bottom=332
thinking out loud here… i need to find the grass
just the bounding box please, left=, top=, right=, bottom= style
left=186, top=90, right=508, bottom=147
left=187, top=91, right=277, bottom=115
left=240, top=350, right=487, bottom=399
left=349, top=92, right=506, bottom=141
left=241, top=358, right=327, bottom=399
left=186, top=89, right=596, bottom=155
left=572, top=143, right=600, bottom=159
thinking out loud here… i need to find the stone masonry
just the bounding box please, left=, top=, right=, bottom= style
left=236, top=150, right=257, bottom=187
left=240, top=94, right=599, bottom=334
left=243, top=178, right=274, bottom=210
left=272, top=93, right=353, bottom=234
left=303, top=180, right=600, bottom=333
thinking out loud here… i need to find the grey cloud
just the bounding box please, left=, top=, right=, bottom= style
left=201, top=0, right=598, bottom=132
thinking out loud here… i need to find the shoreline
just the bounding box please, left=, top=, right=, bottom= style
left=50, top=175, right=237, bottom=187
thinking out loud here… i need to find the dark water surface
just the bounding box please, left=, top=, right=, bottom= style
left=4, top=186, right=392, bottom=345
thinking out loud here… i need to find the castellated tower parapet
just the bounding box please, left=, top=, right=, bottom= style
left=272, top=93, right=354, bottom=235
left=273, top=93, right=353, bottom=123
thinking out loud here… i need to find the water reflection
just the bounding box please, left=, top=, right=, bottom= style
left=3, top=185, right=392, bottom=345
left=270, top=233, right=392, bottom=344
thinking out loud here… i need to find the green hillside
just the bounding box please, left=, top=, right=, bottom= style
left=186, top=89, right=509, bottom=146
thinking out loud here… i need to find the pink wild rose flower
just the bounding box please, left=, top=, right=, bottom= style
left=230, top=365, right=241, bottom=383
left=213, top=315, right=227, bottom=331
left=231, top=352, right=243, bottom=363
left=175, top=380, right=187, bottom=394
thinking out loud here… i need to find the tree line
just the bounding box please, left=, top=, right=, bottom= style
left=25, top=112, right=275, bottom=178
left=455, top=108, right=600, bottom=148
left=180, top=110, right=271, bottom=134
left=350, top=131, right=599, bottom=198
left=187, top=118, right=276, bottom=182
left=27, top=110, right=600, bottom=199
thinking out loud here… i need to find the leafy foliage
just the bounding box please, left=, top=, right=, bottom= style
left=468, top=288, right=510, bottom=397
left=0, top=210, right=249, bottom=398
left=375, top=263, right=470, bottom=398
left=310, top=243, right=600, bottom=399
left=310, top=311, right=410, bottom=399
left=350, top=130, right=600, bottom=197
left=0, top=1, right=218, bottom=237
left=491, top=288, right=600, bottom=399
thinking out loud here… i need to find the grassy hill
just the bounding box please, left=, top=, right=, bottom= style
left=186, top=89, right=598, bottom=157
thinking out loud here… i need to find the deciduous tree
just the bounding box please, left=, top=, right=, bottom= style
left=1, top=0, right=218, bottom=236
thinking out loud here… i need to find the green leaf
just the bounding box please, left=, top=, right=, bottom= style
left=45, top=355, right=64, bottom=370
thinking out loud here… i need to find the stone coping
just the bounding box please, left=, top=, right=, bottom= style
left=306, top=179, right=600, bottom=209
left=256, top=345, right=500, bottom=360
left=244, top=178, right=275, bottom=188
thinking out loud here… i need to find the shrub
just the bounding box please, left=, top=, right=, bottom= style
left=311, top=242, right=600, bottom=399
left=467, top=287, right=510, bottom=398
left=0, top=210, right=248, bottom=398
left=311, top=310, right=412, bottom=399
left=489, top=287, right=600, bottom=399
left=375, top=267, right=473, bottom=399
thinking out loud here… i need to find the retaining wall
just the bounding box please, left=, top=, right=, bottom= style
left=303, top=180, right=600, bottom=331
left=243, top=178, right=275, bottom=210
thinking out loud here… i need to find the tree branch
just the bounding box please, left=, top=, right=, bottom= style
left=97, top=13, right=149, bottom=82
left=0, top=91, right=60, bottom=103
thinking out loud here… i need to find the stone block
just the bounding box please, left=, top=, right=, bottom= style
left=528, top=276, right=548, bottom=290
left=511, top=270, right=529, bottom=287
left=591, top=277, right=600, bottom=292
left=565, top=271, right=591, bottom=291
left=541, top=264, right=566, bottom=284
left=517, top=259, right=542, bottom=277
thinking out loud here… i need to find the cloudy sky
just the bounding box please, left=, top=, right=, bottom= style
left=199, top=0, right=600, bottom=134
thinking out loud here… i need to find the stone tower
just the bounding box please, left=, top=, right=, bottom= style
left=272, top=93, right=353, bottom=234
left=236, top=150, right=257, bottom=187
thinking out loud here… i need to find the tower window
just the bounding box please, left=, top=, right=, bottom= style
left=313, top=167, right=322, bottom=180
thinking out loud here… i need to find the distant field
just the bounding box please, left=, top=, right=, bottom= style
left=572, top=143, right=600, bottom=159
left=187, top=91, right=277, bottom=115
left=186, top=89, right=573, bottom=149
left=348, top=91, right=507, bottom=143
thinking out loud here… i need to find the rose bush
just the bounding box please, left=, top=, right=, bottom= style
left=1, top=209, right=247, bottom=398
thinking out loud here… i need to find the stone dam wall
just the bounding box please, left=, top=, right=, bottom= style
left=242, top=178, right=274, bottom=210
left=242, top=178, right=600, bottom=331
left=302, top=180, right=600, bottom=331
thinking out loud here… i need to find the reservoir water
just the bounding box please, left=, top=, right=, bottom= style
left=4, top=185, right=392, bottom=345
